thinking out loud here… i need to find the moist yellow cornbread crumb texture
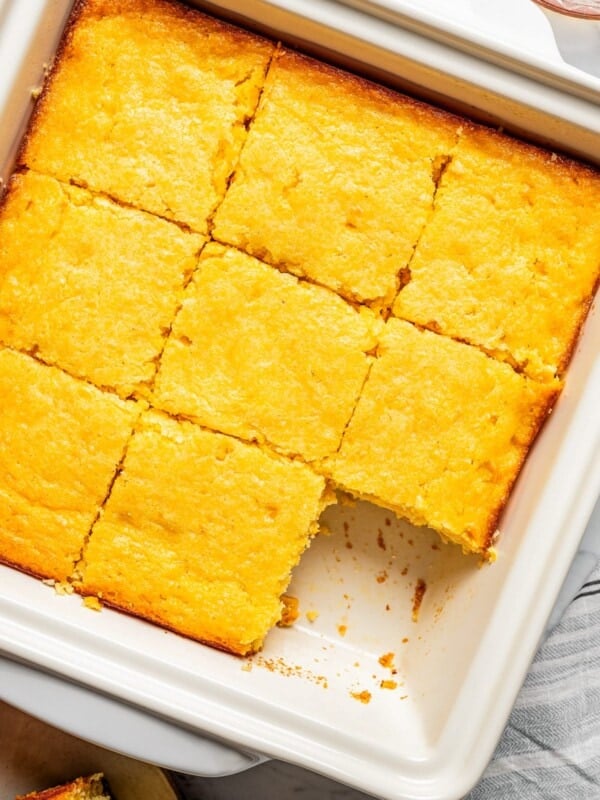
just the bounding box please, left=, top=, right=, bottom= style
left=153, top=243, right=381, bottom=461
left=0, top=0, right=597, bottom=657
left=77, top=411, right=329, bottom=655
left=20, top=0, right=274, bottom=233
left=326, top=319, right=559, bottom=554
left=0, top=170, right=204, bottom=396
left=0, top=348, right=137, bottom=582
left=393, top=125, right=600, bottom=382
left=212, top=49, right=461, bottom=307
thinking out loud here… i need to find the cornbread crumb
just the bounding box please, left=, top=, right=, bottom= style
left=380, top=679, right=398, bottom=690
left=82, top=595, right=103, bottom=611
left=306, top=610, right=320, bottom=623
left=412, top=579, right=427, bottom=622
left=278, top=595, right=299, bottom=627
left=378, top=652, right=395, bottom=670
left=350, top=690, right=372, bottom=704
left=54, top=582, right=74, bottom=596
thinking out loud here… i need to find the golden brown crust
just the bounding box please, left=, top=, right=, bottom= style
left=479, top=381, right=560, bottom=552
left=0, top=0, right=597, bottom=662
left=17, top=0, right=274, bottom=178
left=273, top=47, right=465, bottom=135
left=16, top=774, right=111, bottom=800
left=75, top=589, right=254, bottom=656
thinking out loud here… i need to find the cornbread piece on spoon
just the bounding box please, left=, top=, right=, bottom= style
left=20, top=0, right=274, bottom=233
left=0, top=348, right=137, bottom=582
left=154, top=243, right=380, bottom=461
left=213, top=49, right=461, bottom=308
left=0, top=170, right=203, bottom=397
left=77, top=411, right=329, bottom=655
left=393, top=125, right=600, bottom=382
left=327, top=319, right=559, bottom=555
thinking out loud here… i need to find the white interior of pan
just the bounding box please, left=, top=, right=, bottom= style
left=0, top=2, right=599, bottom=799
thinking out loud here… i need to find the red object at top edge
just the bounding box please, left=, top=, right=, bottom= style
left=532, top=0, right=600, bottom=19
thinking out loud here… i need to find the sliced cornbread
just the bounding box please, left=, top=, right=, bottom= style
left=393, top=125, right=600, bottom=381
left=153, top=243, right=380, bottom=460
left=77, top=411, right=329, bottom=655
left=0, top=0, right=597, bottom=661
left=20, top=0, right=274, bottom=233
left=17, top=774, right=112, bottom=800
left=0, top=348, right=137, bottom=582
left=0, top=170, right=203, bottom=396
left=326, top=319, right=559, bottom=554
left=212, top=49, right=461, bottom=307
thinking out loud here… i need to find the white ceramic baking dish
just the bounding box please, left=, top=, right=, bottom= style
left=0, top=2, right=599, bottom=798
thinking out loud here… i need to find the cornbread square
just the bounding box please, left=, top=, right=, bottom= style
left=0, top=171, right=203, bottom=396
left=213, top=50, right=460, bottom=307
left=20, top=0, right=274, bottom=233
left=393, top=125, right=600, bottom=381
left=78, top=411, right=328, bottom=654
left=327, top=319, right=559, bottom=554
left=154, top=244, right=380, bottom=460
left=0, top=348, right=137, bottom=582
left=17, top=774, right=112, bottom=800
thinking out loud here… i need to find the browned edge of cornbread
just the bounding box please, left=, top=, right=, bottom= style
left=334, top=363, right=561, bottom=557
left=14, top=0, right=278, bottom=210
left=74, top=591, right=255, bottom=655
left=467, top=374, right=560, bottom=554
left=268, top=46, right=467, bottom=143
left=16, top=773, right=113, bottom=800
left=393, top=118, right=600, bottom=382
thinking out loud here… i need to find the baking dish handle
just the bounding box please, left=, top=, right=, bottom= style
left=0, top=655, right=267, bottom=777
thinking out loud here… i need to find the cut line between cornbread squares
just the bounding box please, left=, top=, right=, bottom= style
left=212, top=49, right=461, bottom=309
left=153, top=243, right=381, bottom=461
left=393, top=124, right=600, bottom=383
left=0, top=348, right=138, bottom=582
left=19, top=0, right=275, bottom=234
left=0, top=170, right=204, bottom=397
left=75, top=410, right=330, bottom=655
left=326, top=319, right=560, bottom=555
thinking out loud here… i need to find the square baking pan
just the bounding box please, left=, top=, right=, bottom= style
left=0, top=2, right=599, bottom=799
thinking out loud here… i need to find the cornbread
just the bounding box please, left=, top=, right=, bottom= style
left=0, top=348, right=137, bottom=582
left=154, top=243, right=380, bottom=460
left=0, top=170, right=203, bottom=396
left=78, top=411, right=329, bottom=655
left=212, top=50, right=461, bottom=307
left=326, top=319, right=559, bottom=554
left=20, top=0, right=274, bottom=233
left=16, top=774, right=113, bottom=800
left=0, top=0, right=598, bottom=653
left=393, top=125, right=600, bottom=381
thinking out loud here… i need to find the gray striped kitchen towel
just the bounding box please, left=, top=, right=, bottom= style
left=466, top=500, right=600, bottom=800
